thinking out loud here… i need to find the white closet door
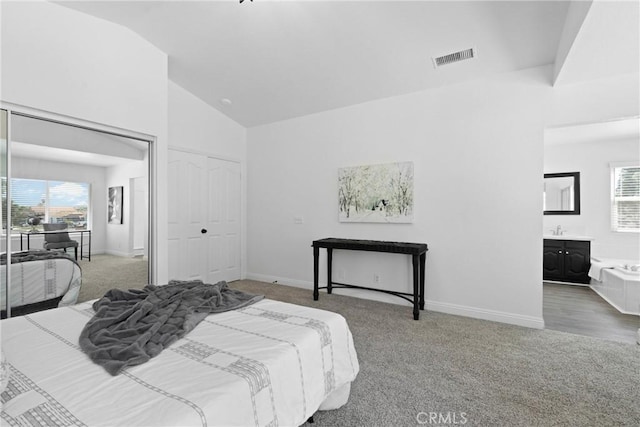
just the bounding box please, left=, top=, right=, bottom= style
left=168, top=150, right=207, bottom=282
left=205, top=157, right=241, bottom=283
left=168, top=150, right=241, bottom=284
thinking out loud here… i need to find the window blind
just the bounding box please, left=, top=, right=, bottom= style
left=10, top=179, right=46, bottom=230
left=612, top=166, right=640, bottom=232
left=3, top=178, right=89, bottom=232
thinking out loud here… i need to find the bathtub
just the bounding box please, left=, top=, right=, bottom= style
left=589, top=258, right=640, bottom=315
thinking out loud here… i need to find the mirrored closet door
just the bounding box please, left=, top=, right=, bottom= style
left=2, top=110, right=153, bottom=316
left=1, top=110, right=8, bottom=315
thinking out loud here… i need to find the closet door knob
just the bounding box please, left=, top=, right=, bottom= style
left=201, top=229, right=208, bottom=234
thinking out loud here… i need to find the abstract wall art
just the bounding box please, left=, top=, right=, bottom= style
left=108, top=186, right=123, bottom=224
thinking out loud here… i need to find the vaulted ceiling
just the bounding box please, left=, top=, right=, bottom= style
left=54, top=1, right=639, bottom=128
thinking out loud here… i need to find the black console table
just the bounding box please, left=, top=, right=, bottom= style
left=312, top=238, right=428, bottom=320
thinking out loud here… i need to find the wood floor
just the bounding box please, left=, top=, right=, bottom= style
left=543, top=282, right=639, bottom=345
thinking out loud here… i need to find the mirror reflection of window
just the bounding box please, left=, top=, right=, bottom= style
left=8, top=178, right=89, bottom=232
left=560, top=185, right=574, bottom=211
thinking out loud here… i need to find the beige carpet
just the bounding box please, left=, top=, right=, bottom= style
left=231, top=280, right=640, bottom=427
left=77, top=254, right=148, bottom=302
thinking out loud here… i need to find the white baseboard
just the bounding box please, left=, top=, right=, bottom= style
left=245, top=273, right=310, bottom=288
left=104, top=249, right=134, bottom=258
left=424, top=300, right=544, bottom=329
left=245, top=272, right=545, bottom=329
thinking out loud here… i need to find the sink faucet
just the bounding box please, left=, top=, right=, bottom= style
left=555, top=225, right=563, bottom=236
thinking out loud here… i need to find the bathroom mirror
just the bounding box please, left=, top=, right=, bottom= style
left=544, top=172, right=580, bottom=215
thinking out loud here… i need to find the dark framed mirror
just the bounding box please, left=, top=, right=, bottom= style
left=544, top=172, right=580, bottom=215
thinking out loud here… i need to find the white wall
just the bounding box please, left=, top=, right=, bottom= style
left=247, top=66, right=552, bottom=328
left=168, top=81, right=248, bottom=277
left=1, top=1, right=169, bottom=284
left=544, top=137, right=639, bottom=260
left=550, top=72, right=639, bottom=126
left=105, top=159, right=147, bottom=257
left=553, top=0, right=593, bottom=85
left=168, top=81, right=247, bottom=161
left=7, top=156, right=152, bottom=259
left=245, top=65, right=638, bottom=329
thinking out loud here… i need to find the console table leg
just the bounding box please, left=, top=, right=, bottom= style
left=412, top=254, right=419, bottom=320
left=419, top=252, right=426, bottom=310
left=327, top=248, right=333, bottom=294
left=313, top=247, right=319, bottom=300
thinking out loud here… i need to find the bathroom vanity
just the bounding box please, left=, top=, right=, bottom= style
left=543, top=237, right=592, bottom=284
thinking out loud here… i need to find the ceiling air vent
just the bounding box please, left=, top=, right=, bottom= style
left=432, top=48, right=476, bottom=68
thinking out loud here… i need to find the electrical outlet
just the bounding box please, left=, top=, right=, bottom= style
left=294, top=216, right=304, bottom=224
left=373, top=273, right=380, bottom=284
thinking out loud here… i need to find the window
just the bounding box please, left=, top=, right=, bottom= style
left=612, top=165, right=640, bottom=232
left=2, top=178, right=90, bottom=232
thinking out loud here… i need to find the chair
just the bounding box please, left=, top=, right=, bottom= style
left=42, top=223, right=79, bottom=260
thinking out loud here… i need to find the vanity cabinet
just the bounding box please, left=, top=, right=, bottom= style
left=543, top=239, right=591, bottom=284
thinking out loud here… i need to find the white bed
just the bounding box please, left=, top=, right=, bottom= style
left=0, top=251, right=82, bottom=312
left=0, top=298, right=359, bottom=426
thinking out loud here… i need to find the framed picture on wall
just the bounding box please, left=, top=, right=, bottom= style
left=338, top=161, right=414, bottom=223
left=108, top=186, right=123, bottom=224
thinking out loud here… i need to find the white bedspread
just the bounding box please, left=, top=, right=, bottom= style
left=0, top=298, right=359, bottom=426
left=0, top=255, right=82, bottom=309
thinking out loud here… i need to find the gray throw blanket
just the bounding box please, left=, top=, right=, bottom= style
left=79, top=280, right=263, bottom=375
